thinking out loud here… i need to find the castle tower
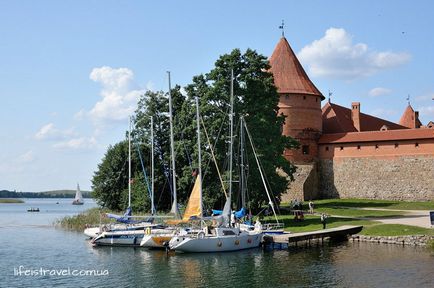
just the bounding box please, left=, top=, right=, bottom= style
left=269, top=37, right=324, bottom=163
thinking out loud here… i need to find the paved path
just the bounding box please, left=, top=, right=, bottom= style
left=358, top=208, right=433, bottom=228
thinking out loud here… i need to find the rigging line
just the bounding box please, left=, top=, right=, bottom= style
left=201, top=116, right=228, bottom=199
left=134, top=141, right=152, bottom=199
left=243, top=118, right=279, bottom=224
left=201, top=109, right=229, bottom=185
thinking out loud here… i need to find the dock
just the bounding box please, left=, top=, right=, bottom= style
left=263, top=225, right=363, bottom=246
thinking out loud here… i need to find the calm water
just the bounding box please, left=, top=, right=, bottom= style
left=1, top=199, right=434, bottom=288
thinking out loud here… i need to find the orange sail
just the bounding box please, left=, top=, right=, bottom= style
left=166, top=176, right=201, bottom=225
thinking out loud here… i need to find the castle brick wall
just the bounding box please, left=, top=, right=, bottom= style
left=318, top=144, right=434, bottom=201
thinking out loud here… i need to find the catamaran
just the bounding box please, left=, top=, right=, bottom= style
left=72, top=183, right=84, bottom=205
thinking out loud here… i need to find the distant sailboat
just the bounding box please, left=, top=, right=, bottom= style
left=72, top=183, right=84, bottom=205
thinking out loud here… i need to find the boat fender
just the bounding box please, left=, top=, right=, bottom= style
left=197, top=231, right=205, bottom=239
left=235, top=240, right=240, bottom=245
left=145, top=227, right=151, bottom=235
left=217, top=241, right=222, bottom=247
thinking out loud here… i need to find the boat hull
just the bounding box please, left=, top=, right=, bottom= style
left=91, top=231, right=145, bottom=247
left=169, top=233, right=262, bottom=253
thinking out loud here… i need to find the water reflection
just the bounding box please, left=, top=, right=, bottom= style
left=2, top=199, right=434, bottom=288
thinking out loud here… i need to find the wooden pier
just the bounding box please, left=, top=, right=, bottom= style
left=263, top=225, right=363, bottom=246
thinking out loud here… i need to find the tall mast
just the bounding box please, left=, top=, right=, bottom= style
left=150, top=116, right=155, bottom=215
left=228, top=69, right=234, bottom=221
left=195, top=96, right=202, bottom=218
left=240, top=116, right=246, bottom=208
left=128, top=116, right=132, bottom=208
left=167, top=71, right=179, bottom=218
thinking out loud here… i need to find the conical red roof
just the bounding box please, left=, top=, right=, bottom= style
left=269, top=37, right=324, bottom=99
left=399, top=104, right=422, bottom=128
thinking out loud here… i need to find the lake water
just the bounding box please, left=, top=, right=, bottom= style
left=1, top=198, right=434, bottom=288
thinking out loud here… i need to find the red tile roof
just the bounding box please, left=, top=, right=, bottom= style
left=319, top=128, right=434, bottom=144
left=399, top=104, right=422, bottom=128
left=269, top=37, right=324, bottom=99
left=322, top=102, right=407, bottom=134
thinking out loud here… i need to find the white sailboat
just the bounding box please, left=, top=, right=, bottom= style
left=72, top=183, right=84, bottom=205
left=169, top=71, right=263, bottom=253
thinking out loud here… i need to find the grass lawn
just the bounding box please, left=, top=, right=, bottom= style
left=265, top=214, right=376, bottom=233
left=304, top=199, right=434, bottom=211
left=313, top=207, right=406, bottom=218
left=361, top=224, right=434, bottom=236
left=0, top=198, right=24, bottom=203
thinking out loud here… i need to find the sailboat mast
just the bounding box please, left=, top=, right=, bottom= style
left=240, top=116, right=246, bottom=209
left=128, top=116, right=132, bottom=208
left=195, top=96, right=202, bottom=218
left=228, top=69, right=234, bottom=220
left=167, top=71, right=179, bottom=218
left=150, top=116, right=155, bottom=215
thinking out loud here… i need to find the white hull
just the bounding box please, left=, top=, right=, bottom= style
left=84, top=222, right=157, bottom=238
left=91, top=230, right=145, bottom=246
left=169, top=227, right=262, bottom=253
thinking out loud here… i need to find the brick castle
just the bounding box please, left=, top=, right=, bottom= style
left=268, top=37, right=434, bottom=201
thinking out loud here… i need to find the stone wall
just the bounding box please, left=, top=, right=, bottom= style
left=281, top=163, right=319, bottom=202
left=351, top=235, right=434, bottom=246
left=319, top=156, right=434, bottom=200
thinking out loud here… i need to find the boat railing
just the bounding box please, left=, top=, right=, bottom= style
left=262, top=222, right=284, bottom=231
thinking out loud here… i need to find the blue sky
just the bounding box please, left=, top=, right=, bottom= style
left=1, top=0, right=433, bottom=191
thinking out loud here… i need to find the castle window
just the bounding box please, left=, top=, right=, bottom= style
left=415, top=142, right=419, bottom=147
left=285, top=95, right=289, bottom=99
left=375, top=144, right=379, bottom=149
left=302, top=145, right=309, bottom=155
left=316, top=97, right=318, bottom=102
left=303, top=96, right=306, bottom=100
left=357, top=145, right=361, bottom=150
left=395, top=143, right=399, bottom=148
left=325, top=146, right=329, bottom=151
left=340, top=146, right=344, bottom=151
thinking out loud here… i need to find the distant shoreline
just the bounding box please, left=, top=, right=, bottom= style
left=0, top=190, right=93, bottom=199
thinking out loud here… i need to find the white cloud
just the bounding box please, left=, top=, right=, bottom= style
left=369, top=87, right=392, bottom=97
left=35, top=123, right=77, bottom=140
left=17, top=150, right=34, bottom=163
left=87, top=66, right=145, bottom=124
left=415, top=93, right=434, bottom=102
left=417, top=106, right=434, bottom=119
left=298, top=28, right=411, bottom=79
left=53, top=137, right=97, bottom=150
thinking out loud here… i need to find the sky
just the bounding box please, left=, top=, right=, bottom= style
left=0, top=0, right=433, bottom=192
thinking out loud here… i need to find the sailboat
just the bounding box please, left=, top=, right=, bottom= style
left=169, top=71, right=263, bottom=253
left=90, top=117, right=158, bottom=245
left=72, top=183, right=84, bottom=205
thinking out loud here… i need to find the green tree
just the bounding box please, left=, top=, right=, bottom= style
left=184, top=48, right=298, bottom=211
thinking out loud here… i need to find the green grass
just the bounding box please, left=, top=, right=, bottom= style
left=56, top=208, right=112, bottom=231
left=361, top=224, right=434, bottom=236
left=265, top=214, right=376, bottom=233
left=301, top=199, right=434, bottom=211
left=0, top=198, right=24, bottom=203
left=314, top=207, right=406, bottom=218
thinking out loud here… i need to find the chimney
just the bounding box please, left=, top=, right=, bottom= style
left=351, top=102, right=361, bottom=131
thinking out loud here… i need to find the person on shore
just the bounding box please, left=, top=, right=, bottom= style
left=321, top=213, right=327, bottom=229
left=309, top=200, right=314, bottom=214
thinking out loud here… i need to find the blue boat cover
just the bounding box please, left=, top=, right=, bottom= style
left=212, top=207, right=246, bottom=219
left=106, top=207, right=141, bottom=224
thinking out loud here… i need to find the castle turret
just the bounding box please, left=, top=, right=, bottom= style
left=269, top=37, right=324, bottom=163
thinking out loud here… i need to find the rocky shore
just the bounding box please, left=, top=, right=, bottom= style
left=351, top=234, right=434, bottom=246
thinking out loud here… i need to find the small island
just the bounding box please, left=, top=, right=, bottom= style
left=0, top=198, right=24, bottom=203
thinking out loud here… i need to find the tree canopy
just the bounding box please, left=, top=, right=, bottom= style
left=91, top=48, right=298, bottom=213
